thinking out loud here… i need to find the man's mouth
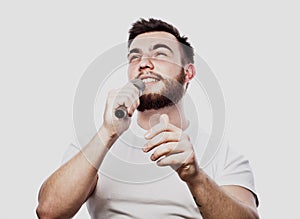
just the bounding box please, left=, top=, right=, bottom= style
left=139, top=75, right=161, bottom=86
left=137, top=71, right=163, bottom=87
left=141, top=77, right=159, bottom=84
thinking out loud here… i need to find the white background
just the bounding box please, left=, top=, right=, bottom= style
left=1, top=1, right=299, bottom=218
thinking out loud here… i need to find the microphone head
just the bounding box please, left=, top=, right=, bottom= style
left=131, top=78, right=145, bottom=92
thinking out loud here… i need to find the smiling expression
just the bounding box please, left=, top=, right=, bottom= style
left=127, top=31, right=188, bottom=111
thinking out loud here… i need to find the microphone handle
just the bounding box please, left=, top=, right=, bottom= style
left=115, top=106, right=127, bottom=119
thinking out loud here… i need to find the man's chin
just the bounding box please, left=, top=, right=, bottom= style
left=137, top=94, right=176, bottom=112
left=137, top=76, right=185, bottom=112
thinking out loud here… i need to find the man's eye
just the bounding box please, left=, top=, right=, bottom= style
left=129, top=55, right=141, bottom=62
left=156, top=52, right=167, bottom=57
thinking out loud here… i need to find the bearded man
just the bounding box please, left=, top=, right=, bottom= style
left=37, top=18, right=259, bottom=219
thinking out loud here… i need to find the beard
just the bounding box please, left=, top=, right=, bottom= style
left=137, top=68, right=186, bottom=112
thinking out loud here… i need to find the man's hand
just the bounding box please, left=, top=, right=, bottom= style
left=143, top=114, right=200, bottom=182
left=102, top=82, right=141, bottom=139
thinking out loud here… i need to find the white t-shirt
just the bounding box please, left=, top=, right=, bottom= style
left=63, top=118, right=258, bottom=218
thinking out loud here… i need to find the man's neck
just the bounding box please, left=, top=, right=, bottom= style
left=136, top=100, right=189, bottom=131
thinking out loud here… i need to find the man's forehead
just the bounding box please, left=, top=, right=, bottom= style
left=129, top=31, right=179, bottom=51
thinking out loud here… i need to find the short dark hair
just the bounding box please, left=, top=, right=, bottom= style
left=128, top=18, right=194, bottom=65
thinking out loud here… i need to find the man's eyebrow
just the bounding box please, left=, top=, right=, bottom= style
left=127, top=44, right=173, bottom=57
left=128, top=48, right=141, bottom=57
left=152, top=43, right=173, bottom=53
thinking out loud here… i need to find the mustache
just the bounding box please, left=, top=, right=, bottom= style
left=135, top=71, right=164, bottom=80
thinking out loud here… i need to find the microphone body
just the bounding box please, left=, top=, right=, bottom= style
left=115, top=79, right=145, bottom=119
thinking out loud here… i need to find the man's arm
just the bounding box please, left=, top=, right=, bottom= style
left=36, top=126, right=116, bottom=219
left=144, top=114, right=259, bottom=219
left=186, top=170, right=259, bottom=219
left=36, top=83, right=141, bottom=218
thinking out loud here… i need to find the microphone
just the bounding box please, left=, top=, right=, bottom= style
left=115, top=79, right=145, bottom=119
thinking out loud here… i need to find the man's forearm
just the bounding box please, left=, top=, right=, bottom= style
left=36, top=126, right=116, bottom=218
left=186, top=170, right=259, bottom=219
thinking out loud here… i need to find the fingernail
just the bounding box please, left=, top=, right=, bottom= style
left=150, top=154, right=154, bottom=160
left=142, top=147, right=147, bottom=152
left=144, top=132, right=150, bottom=138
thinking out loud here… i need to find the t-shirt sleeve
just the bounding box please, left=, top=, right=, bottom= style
left=214, top=139, right=259, bottom=206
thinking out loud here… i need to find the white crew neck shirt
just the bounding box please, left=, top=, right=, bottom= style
left=63, top=116, right=258, bottom=218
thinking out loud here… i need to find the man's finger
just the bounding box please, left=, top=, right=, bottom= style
left=143, top=132, right=181, bottom=152
left=150, top=142, right=184, bottom=161
left=144, top=114, right=181, bottom=139
left=160, top=114, right=169, bottom=125
left=156, top=152, right=191, bottom=167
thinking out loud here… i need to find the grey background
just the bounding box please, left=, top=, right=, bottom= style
left=1, top=1, right=299, bottom=218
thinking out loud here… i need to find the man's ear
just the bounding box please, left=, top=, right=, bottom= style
left=184, top=63, right=196, bottom=83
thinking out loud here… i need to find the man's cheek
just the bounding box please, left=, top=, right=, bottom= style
left=127, top=65, right=138, bottom=79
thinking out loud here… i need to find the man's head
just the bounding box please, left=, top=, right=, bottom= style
left=128, top=18, right=194, bottom=66
left=127, top=18, right=196, bottom=112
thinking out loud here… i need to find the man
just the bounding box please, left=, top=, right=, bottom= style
left=36, top=18, right=259, bottom=218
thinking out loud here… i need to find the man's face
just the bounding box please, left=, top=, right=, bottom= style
left=127, top=31, right=187, bottom=111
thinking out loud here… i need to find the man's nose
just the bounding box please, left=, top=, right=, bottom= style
left=139, top=56, right=154, bottom=70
